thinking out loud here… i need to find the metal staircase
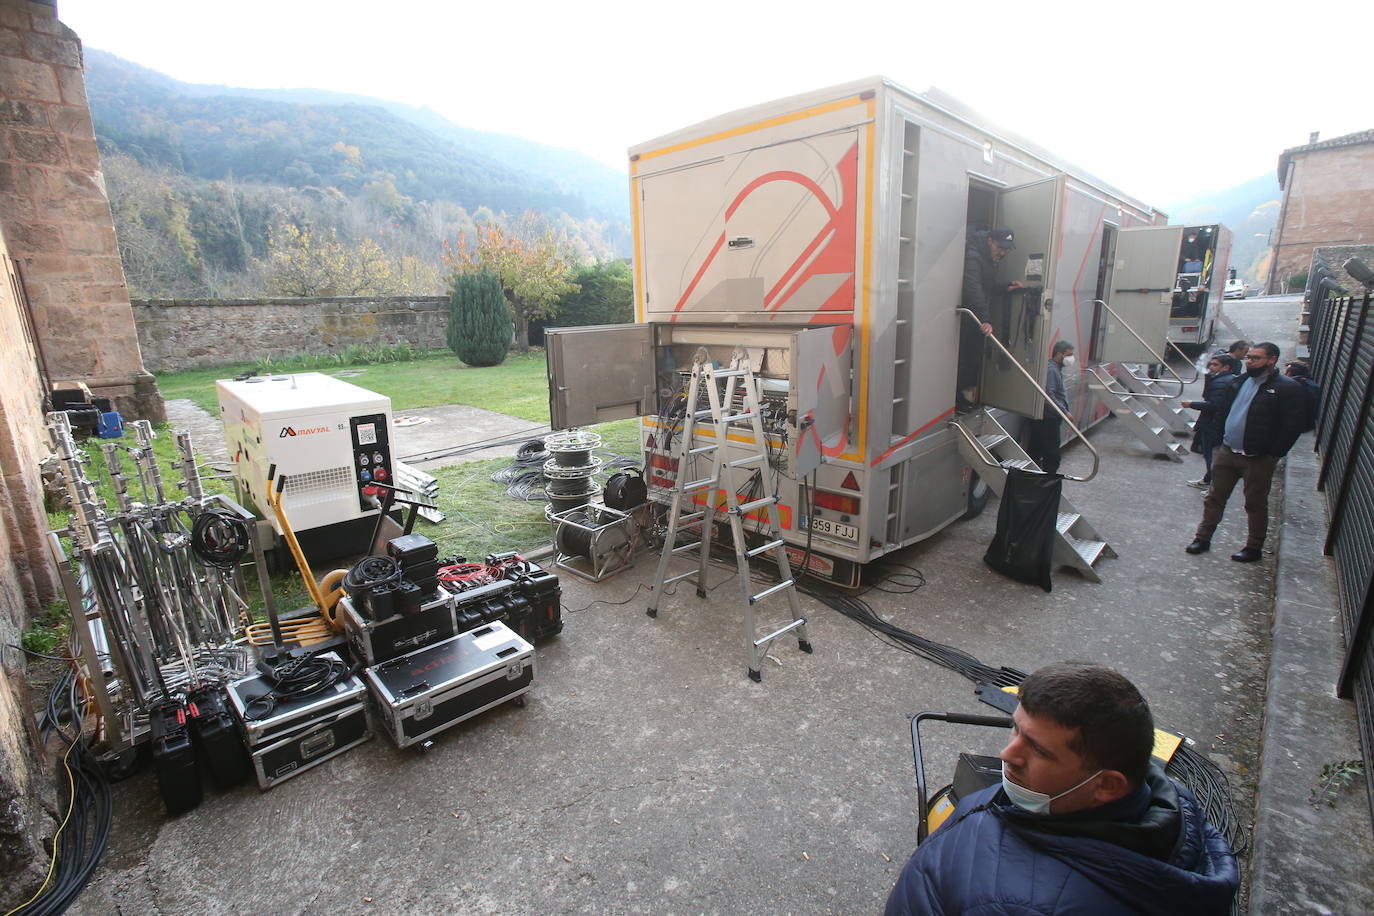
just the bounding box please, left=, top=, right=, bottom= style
left=1086, top=366, right=1189, bottom=461
left=950, top=411, right=1116, bottom=583
left=1112, top=365, right=1195, bottom=435
left=647, top=350, right=812, bottom=682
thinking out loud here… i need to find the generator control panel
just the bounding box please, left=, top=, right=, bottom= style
left=350, top=413, right=392, bottom=510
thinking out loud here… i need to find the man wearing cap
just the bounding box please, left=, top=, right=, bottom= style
left=957, top=226, right=1025, bottom=411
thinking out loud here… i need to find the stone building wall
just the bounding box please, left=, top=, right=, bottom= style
left=132, top=295, right=452, bottom=371
left=0, top=227, right=58, bottom=905
left=0, top=0, right=162, bottom=421
left=1269, top=141, right=1374, bottom=293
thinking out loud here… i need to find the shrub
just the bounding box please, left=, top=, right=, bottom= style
left=1288, top=271, right=1309, bottom=292
left=448, top=270, right=512, bottom=367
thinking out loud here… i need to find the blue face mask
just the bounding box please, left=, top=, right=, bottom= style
left=1001, top=763, right=1102, bottom=815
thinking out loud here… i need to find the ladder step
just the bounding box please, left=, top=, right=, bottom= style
left=1150, top=426, right=1165, bottom=436
left=671, top=541, right=703, bottom=555
left=746, top=539, right=785, bottom=558
left=692, top=409, right=714, bottom=419
left=719, top=412, right=756, bottom=423
left=977, top=433, right=1008, bottom=449
left=688, top=444, right=717, bottom=455
left=752, top=616, right=807, bottom=646
left=750, top=579, right=795, bottom=604
left=1000, top=458, right=1040, bottom=471
left=727, top=454, right=766, bottom=469
left=1065, top=536, right=1108, bottom=567
left=683, top=478, right=714, bottom=493
left=1056, top=511, right=1080, bottom=534
left=712, top=368, right=748, bottom=378
left=677, top=510, right=706, bottom=526
left=663, top=571, right=700, bottom=586
left=738, top=496, right=777, bottom=514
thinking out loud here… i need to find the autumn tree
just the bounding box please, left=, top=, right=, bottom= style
left=447, top=270, right=512, bottom=367
left=261, top=223, right=441, bottom=296
left=445, top=211, right=579, bottom=351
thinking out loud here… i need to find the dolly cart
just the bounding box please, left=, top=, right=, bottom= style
left=910, top=712, right=1013, bottom=843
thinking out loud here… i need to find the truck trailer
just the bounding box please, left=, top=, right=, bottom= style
left=547, top=77, right=1182, bottom=586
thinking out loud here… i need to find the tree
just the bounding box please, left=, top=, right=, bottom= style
left=445, top=211, right=579, bottom=350
left=550, top=260, right=632, bottom=327
left=263, top=223, right=397, bottom=296
left=447, top=270, right=512, bottom=367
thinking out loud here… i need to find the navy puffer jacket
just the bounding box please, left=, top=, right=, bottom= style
left=885, top=766, right=1238, bottom=915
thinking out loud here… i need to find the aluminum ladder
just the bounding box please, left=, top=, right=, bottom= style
left=1086, top=366, right=1188, bottom=461
left=646, top=352, right=812, bottom=681
left=950, top=410, right=1116, bottom=583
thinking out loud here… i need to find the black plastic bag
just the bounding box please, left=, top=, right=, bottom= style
left=983, top=468, right=1061, bottom=592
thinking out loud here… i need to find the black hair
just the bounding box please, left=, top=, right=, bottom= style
left=1227, top=340, right=1249, bottom=354
left=1253, top=341, right=1280, bottom=360
left=1051, top=340, right=1074, bottom=357
left=1286, top=360, right=1310, bottom=378
left=1018, top=662, right=1154, bottom=787
left=1212, top=354, right=1238, bottom=373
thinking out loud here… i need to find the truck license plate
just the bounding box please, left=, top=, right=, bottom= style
left=810, top=518, right=857, bottom=541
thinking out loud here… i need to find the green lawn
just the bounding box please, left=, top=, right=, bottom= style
left=157, top=350, right=553, bottom=420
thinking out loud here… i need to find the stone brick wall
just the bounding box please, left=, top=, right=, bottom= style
left=0, top=0, right=162, bottom=421
left=1269, top=142, right=1374, bottom=293
left=0, top=225, right=57, bottom=906
left=131, top=295, right=452, bottom=371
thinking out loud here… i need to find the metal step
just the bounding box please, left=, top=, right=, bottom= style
left=1064, top=534, right=1109, bottom=567
left=1056, top=511, right=1080, bottom=535
left=977, top=433, right=1009, bottom=449
left=750, top=579, right=795, bottom=604
left=746, top=539, right=785, bottom=558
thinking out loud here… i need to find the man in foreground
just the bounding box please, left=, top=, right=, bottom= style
left=885, top=663, right=1238, bottom=915
left=1185, top=341, right=1307, bottom=562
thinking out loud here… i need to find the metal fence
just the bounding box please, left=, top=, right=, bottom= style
left=1307, top=286, right=1374, bottom=820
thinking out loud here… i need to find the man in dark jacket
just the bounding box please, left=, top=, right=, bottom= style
left=1182, top=353, right=1238, bottom=489
left=1185, top=341, right=1308, bottom=562
left=885, top=663, right=1238, bottom=915
left=957, top=226, right=1025, bottom=411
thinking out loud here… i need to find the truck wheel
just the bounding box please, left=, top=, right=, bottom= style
left=962, top=473, right=990, bottom=520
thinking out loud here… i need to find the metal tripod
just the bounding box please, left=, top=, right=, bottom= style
left=647, top=350, right=812, bottom=681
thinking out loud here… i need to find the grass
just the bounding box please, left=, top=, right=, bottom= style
left=156, top=349, right=553, bottom=419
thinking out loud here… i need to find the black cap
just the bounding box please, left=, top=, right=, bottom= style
left=989, top=226, right=1015, bottom=250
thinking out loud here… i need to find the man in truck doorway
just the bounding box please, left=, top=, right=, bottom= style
left=958, top=226, right=1025, bottom=412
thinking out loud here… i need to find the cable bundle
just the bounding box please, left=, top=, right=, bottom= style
left=189, top=508, right=251, bottom=569
left=9, top=665, right=114, bottom=916
left=342, top=556, right=401, bottom=597
left=490, top=439, right=552, bottom=484
left=242, top=654, right=355, bottom=720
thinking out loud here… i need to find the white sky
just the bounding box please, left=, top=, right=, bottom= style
left=57, top=0, right=1369, bottom=209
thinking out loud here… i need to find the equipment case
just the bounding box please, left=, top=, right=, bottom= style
left=339, top=590, right=457, bottom=667
left=366, top=621, right=534, bottom=749
left=227, top=654, right=371, bottom=789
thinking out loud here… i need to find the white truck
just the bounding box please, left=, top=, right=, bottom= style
left=547, top=77, right=1177, bottom=586
left=1108, top=223, right=1232, bottom=353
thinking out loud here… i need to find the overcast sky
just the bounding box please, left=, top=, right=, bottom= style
left=58, top=0, right=1367, bottom=208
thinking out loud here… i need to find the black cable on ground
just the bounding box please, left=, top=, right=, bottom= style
left=243, top=653, right=355, bottom=720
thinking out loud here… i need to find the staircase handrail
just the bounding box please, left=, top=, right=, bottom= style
left=1086, top=364, right=1175, bottom=400
left=1091, top=298, right=1199, bottom=395
left=956, top=308, right=1100, bottom=482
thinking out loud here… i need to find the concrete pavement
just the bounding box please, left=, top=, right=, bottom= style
left=69, top=295, right=1373, bottom=915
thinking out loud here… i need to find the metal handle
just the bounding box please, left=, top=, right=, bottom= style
left=1091, top=299, right=1199, bottom=395
left=956, top=308, right=1100, bottom=483
left=911, top=711, right=1013, bottom=843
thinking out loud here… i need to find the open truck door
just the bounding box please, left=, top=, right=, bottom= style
left=1102, top=225, right=1182, bottom=362
left=546, top=324, right=656, bottom=429
left=980, top=175, right=1064, bottom=418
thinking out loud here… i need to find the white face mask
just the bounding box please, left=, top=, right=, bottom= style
left=1061, top=355, right=1076, bottom=369
left=1001, top=763, right=1102, bottom=815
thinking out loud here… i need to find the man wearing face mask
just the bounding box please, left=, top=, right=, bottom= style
left=884, top=663, right=1238, bottom=916
left=1025, top=340, right=1074, bottom=474
left=1184, top=342, right=1307, bottom=562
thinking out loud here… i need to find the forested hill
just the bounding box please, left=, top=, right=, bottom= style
left=84, top=49, right=627, bottom=222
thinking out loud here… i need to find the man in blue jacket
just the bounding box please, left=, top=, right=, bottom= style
left=1185, top=341, right=1308, bottom=562
left=885, top=663, right=1238, bottom=915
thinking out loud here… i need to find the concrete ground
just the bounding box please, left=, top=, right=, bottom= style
left=71, top=295, right=1372, bottom=915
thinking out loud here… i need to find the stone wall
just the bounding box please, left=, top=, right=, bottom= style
left=1269, top=141, right=1374, bottom=293
left=0, top=224, right=57, bottom=906
left=0, top=0, right=162, bottom=421
left=131, top=295, right=452, bottom=371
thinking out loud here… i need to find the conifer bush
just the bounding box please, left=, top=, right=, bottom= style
left=448, top=270, right=512, bottom=367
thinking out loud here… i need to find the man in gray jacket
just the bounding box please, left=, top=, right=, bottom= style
left=1026, top=340, right=1074, bottom=474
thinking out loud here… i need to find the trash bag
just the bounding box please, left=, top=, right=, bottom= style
left=983, top=468, right=1061, bottom=592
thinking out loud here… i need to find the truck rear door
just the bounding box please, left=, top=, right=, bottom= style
left=980, top=175, right=1064, bottom=419
left=1103, top=225, right=1182, bottom=362
left=546, top=324, right=656, bottom=429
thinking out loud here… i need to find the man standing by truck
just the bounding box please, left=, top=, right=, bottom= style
left=1026, top=340, right=1073, bottom=474
left=957, top=226, right=1025, bottom=412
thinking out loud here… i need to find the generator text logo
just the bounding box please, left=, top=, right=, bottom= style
left=279, top=425, right=330, bottom=438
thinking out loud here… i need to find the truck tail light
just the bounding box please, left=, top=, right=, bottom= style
left=814, top=490, right=860, bottom=514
